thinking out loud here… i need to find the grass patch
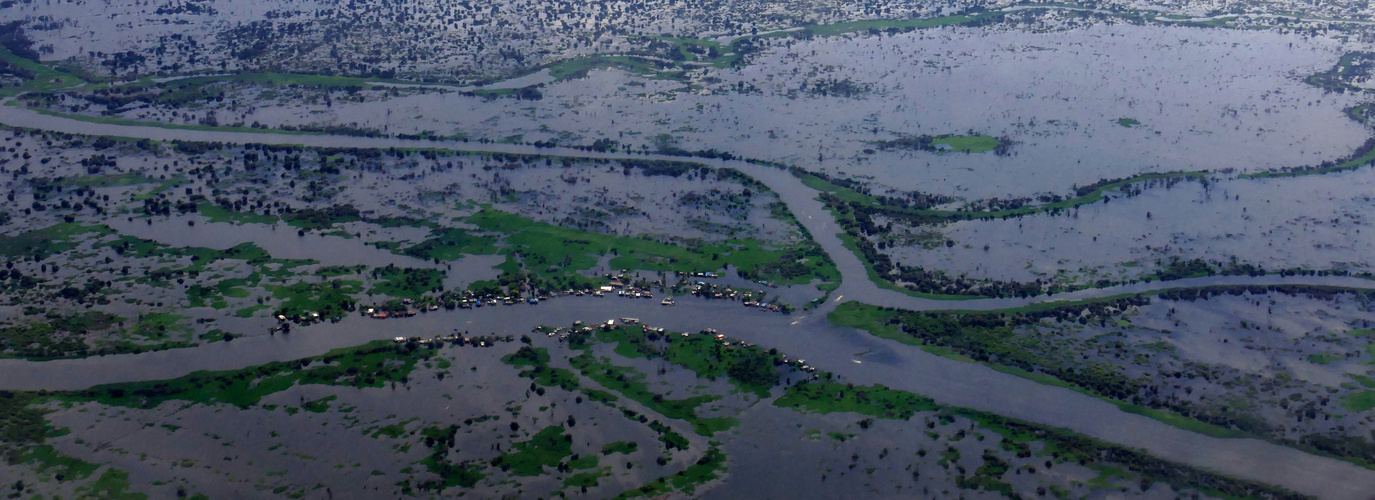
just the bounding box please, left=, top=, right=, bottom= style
left=197, top=203, right=279, bottom=225
left=614, top=447, right=725, bottom=499
left=1342, top=391, right=1375, bottom=412
left=1308, top=353, right=1341, bottom=365
left=234, top=304, right=271, bottom=318
left=70, top=341, right=436, bottom=409
left=0, top=223, right=111, bottom=260
left=367, top=267, right=442, bottom=301
left=467, top=208, right=835, bottom=289
left=0, top=45, right=87, bottom=97
left=569, top=352, right=737, bottom=436
left=1350, top=374, right=1375, bottom=389
left=544, top=56, right=670, bottom=81
left=75, top=468, right=147, bottom=500
left=601, top=441, right=638, bottom=455
left=301, top=395, right=337, bottom=413
left=266, top=280, right=361, bottom=320
left=811, top=169, right=1206, bottom=224
left=774, top=381, right=938, bottom=419
left=0, top=311, right=122, bottom=360
left=491, top=425, right=572, bottom=476
left=564, top=468, right=609, bottom=488
left=931, top=134, right=1001, bottom=153
left=399, top=228, right=497, bottom=261
left=502, top=346, right=619, bottom=404
left=591, top=327, right=779, bottom=398
left=1115, top=404, right=1248, bottom=439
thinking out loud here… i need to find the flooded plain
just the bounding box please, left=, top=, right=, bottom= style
left=43, top=22, right=1369, bottom=199
left=887, top=169, right=1375, bottom=287
left=15, top=317, right=1258, bottom=499
left=7, top=94, right=1375, bottom=500
left=7, top=3, right=1375, bottom=499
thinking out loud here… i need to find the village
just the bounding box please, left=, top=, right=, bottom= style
left=338, top=270, right=790, bottom=324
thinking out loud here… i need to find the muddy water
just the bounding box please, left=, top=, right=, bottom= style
left=1, top=293, right=1374, bottom=499
left=106, top=213, right=504, bottom=289
left=5, top=100, right=1374, bottom=309
left=107, top=214, right=433, bottom=268
left=890, top=171, right=1375, bottom=284
left=6, top=104, right=1375, bottom=499
left=6, top=101, right=1375, bottom=305
left=158, top=23, right=1367, bottom=199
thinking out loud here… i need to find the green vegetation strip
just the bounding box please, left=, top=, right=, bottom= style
left=70, top=340, right=435, bottom=409
left=805, top=170, right=1208, bottom=221
left=467, top=207, right=836, bottom=289
left=614, top=448, right=726, bottom=499
left=931, top=134, right=1001, bottom=153
left=588, top=326, right=779, bottom=398
left=774, top=381, right=939, bottom=419
left=570, top=351, right=737, bottom=436
left=1242, top=137, right=1375, bottom=179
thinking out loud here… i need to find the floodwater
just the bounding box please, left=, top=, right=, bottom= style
left=3, top=291, right=1375, bottom=498
left=107, top=213, right=505, bottom=291
left=74, top=23, right=1369, bottom=199
left=108, top=214, right=441, bottom=269
left=1015, top=289, right=1375, bottom=442
left=889, top=169, right=1375, bottom=285
left=7, top=73, right=1375, bottom=500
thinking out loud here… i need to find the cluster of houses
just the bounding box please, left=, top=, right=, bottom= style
left=352, top=272, right=687, bottom=320
left=537, top=317, right=674, bottom=343
left=279, top=270, right=790, bottom=327
left=669, top=280, right=789, bottom=313
left=532, top=320, right=820, bottom=379
left=389, top=332, right=514, bottom=348
left=778, top=354, right=818, bottom=374
left=363, top=307, right=419, bottom=320
left=272, top=311, right=327, bottom=329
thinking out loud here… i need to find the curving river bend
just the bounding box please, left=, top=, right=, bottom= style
left=3, top=102, right=1375, bottom=499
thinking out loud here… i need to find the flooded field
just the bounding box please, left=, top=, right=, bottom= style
left=884, top=170, right=1375, bottom=289
left=835, top=286, right=1375, bottom=476
left=0, top=0, right=960, bottom=81
left=27, top=21, right=1370, bottom=200
left=0, top=129, right=832, bottom=360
